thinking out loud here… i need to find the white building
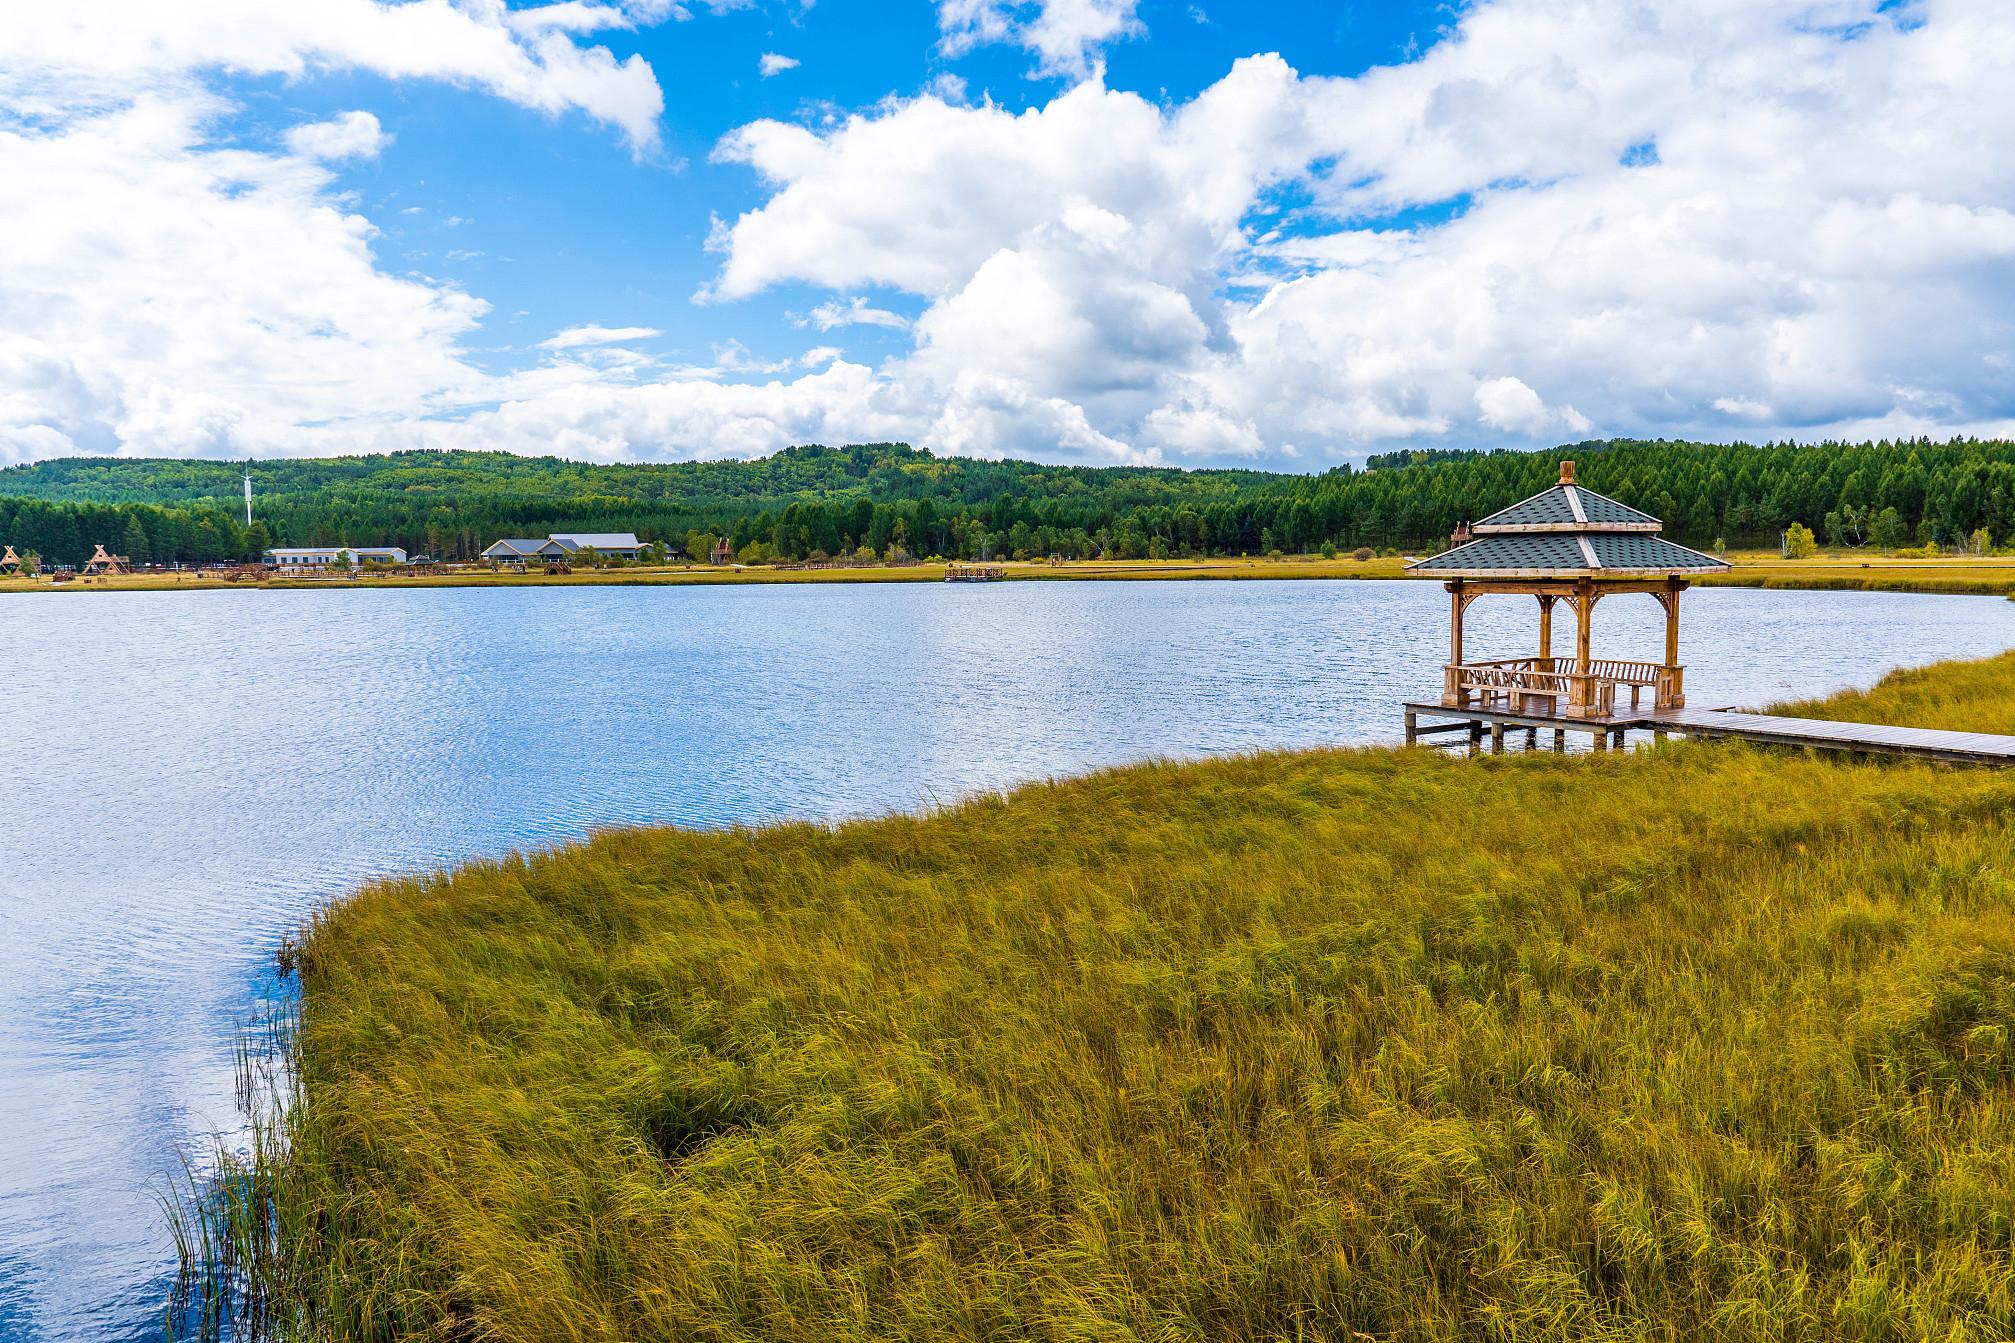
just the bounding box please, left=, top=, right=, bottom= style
left=549, top=532, right=645, bottom=560
left=481, top=532, right=646, bottom=564
left=265, top=546, right=407, bottom=568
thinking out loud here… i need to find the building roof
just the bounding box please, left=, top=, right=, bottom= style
left=1408, top=533, right=1727, bottom=577
left=483, top=539, right=549, bottom=556
left=549, top=532, right=642, bottom=550
left=1407, top=459, right=1728, bottom=579
left=1472, top=483, right=1659, bottom=533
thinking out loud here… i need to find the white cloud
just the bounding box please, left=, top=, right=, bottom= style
left=0, top=0, right=667, bottom=152
left=937, top=0, right=1144, bottom=83
left=0, top=94, right=486, bottom=463
left=694, top=0, right=2015, bottom=462
left=798, top=296, right=910, bottom=331
left=8, top=0, right=2015, bottom=470
left=759, top=52, right=799, bottom=77
left=284, top=110, right=389, bottom=161
left=540, top=324, right=663, bottom=349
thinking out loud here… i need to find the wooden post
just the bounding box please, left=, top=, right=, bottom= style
left=1404, top=708, right=1417, bottom=744
left=1574, top=582, right=1594, bottom=675
left=1537, top=593, right=1556, bottom=664
left=1490, top=723, right=1505, bottom=754
left=1449, top=580, right=1466, bottom=667
left=1663, top=581, right=1681, bottom=668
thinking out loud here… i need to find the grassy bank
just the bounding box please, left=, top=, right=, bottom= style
left=183, top=656, right=2015, bottom=1342
left=15, top=550, right=2015, bottom=598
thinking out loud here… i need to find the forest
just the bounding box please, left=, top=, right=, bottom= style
left=2, top=437, right=2011, bottom=567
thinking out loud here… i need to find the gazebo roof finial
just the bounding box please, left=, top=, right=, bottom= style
left=1559, top=459, right=1575, bottom=485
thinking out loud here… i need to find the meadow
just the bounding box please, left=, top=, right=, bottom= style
left=181, top=654, right=2015, bottom=1341
left=11, top=550, right=2015, bottom=598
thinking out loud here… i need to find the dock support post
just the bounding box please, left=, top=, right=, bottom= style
left=1592, top=729, right=1608, bottom=753
left=1404, top=708, right=1417, bottom=744
left=1553, top=728, right=1565, bottom=753
left=1490, top=723, right=1505, bottom=754
left=1526, top=727, right=1537, bottom=748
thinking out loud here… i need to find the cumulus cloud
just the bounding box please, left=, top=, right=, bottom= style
left=0, top=0, right=667, bottom=151
left=284, top=110, right=389, bottom=161
left=8, top=0, right=2015, bottom=469
left=0, top=95, right=486, bottom=463
left=759, top=52, right=799, bottom=77
left=696, top=0, right=2015, bottom=463
left=937, top=0, right=1144, bottom=83
left=798, top=296, right=910, bottom=331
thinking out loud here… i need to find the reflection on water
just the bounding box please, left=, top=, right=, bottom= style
left=0, top=580, right=2008, bottom=1340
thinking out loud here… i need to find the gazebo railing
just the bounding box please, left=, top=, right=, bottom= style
left=1443, top=657, right=1684, bottom=717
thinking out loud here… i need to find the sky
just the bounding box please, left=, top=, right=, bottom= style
left=1, top=0, right=2012, bottom=472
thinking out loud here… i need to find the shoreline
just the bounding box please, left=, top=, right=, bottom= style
left=10, top=551, right=2015, bottom=597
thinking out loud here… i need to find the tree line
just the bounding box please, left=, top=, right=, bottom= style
left=1, top=438, right=2011, bottom=567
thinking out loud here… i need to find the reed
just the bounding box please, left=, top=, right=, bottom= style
left=174, top=654, right=2015, bottom=1342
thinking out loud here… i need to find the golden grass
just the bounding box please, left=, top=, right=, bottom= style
left=12, top=552, right=2015, bottom=597
left=1699, top=552, right=2015, bottom=597
left=177, top=652, right=2015, bottom=1341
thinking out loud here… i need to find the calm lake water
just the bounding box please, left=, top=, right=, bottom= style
left=1, top=579, right=2010, bottom=1340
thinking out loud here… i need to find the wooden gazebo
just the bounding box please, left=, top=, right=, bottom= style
left=1405, top=461, right=1728, bottom=723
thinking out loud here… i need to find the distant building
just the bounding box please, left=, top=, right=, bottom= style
left=548, top=532, right=645, bottom=561
left=265, top=546, right=406, bottom=569
left=482, top=532, right=646, bottom=564
left=480, top=538, right=553, bottom=565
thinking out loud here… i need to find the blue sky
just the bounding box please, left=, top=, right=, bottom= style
left=2, top=0, right=2010, bottom=470
left=254, top=1, right=1452, bottom=382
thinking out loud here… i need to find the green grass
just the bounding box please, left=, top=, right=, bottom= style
left=179, top=655, right=2015, bottom=1342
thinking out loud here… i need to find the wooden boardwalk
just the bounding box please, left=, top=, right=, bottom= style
left=1640, top=707, right=2015, bottom=766
left=1403, top=700, right=2015, bottom=766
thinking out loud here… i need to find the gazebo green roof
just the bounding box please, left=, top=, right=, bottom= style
left=1407, top=460, right=1729, bottom=580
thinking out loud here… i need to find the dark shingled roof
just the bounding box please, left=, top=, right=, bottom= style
left=1409, top=459, right=1728, bottom=578
left=1473, top=484, right=1660, bottom=532
left=1410, top=535, right=1589, bottom=571
left=1410, top=532, right=1727, bottom=576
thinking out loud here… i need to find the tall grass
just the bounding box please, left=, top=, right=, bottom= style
left=176, top=655, right=2015, bottom=1342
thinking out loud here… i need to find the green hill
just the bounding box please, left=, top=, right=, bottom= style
left=4, top=438, right=2012, bottom=568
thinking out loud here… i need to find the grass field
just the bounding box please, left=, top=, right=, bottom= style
left=2, top=556, right=1409, bottom=596
left=12, top=550, right=2015, bottom=599
left=179, top=652, right=2015, bottom=1341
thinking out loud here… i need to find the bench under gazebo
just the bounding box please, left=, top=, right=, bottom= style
left=1401, top=461, right=1729, bottom=750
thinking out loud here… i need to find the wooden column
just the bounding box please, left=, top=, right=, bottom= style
left=1537, top=594, right=1556, bottom=663
left=1449, top=580, right=1466, bottom=666
left=1574, top=581, right=1594, bottom=675
left=1663, top=581, right=1681, bottom=667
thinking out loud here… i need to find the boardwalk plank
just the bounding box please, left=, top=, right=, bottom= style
left=1404, top=700, right=2015, bottom=765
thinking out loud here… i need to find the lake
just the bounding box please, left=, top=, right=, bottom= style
left=1, top=579, right=2009, bottom=1341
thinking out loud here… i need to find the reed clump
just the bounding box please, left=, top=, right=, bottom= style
left=178, top=654, right=2015, bottom=1341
